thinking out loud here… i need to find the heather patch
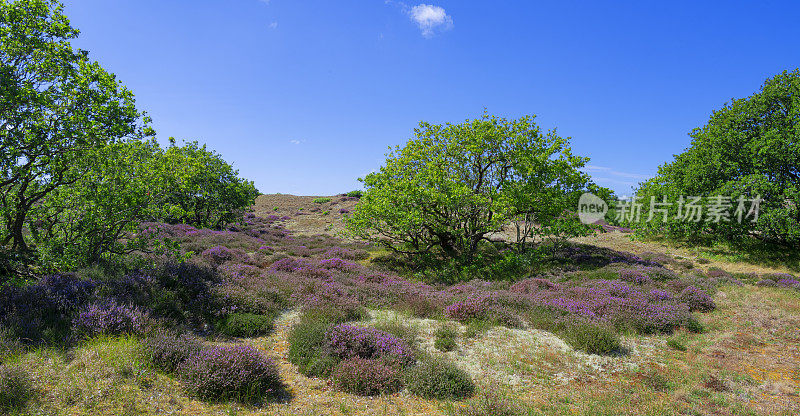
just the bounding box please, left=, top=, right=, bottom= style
left=141, top=329, right=204, bottom=374
left=330, top=357, right=402, bottom=396
left=179, top=344, right=282, bottom=403
left=73, top=302, right=149, bottom=337
left=325, top=324, right=416, bottom=366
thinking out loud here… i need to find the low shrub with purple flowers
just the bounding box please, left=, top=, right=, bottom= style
left=179, top=344, right=282, bottom=403
left=330, top=357, right=403, bottom=396
left=142, top=328, right=204, bottom=374
left=325, top=324, right=416, bottom=366
left=73, top=302, right=149, bottom=337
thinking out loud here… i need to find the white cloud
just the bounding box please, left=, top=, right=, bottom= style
left=583, top=165, right=649, bottom=180
left=268, top=21, right=278, bottom=29
left=258, top=0, right=270, bottom=5
left=289, top=139, right=306, bottom=145
left=408, top=4, right=453, bottom=37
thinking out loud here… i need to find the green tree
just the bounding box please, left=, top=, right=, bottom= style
left=28, top=139, right=168, bottom=269
left=160, top=140, right=259, bottom=229
left=0, top=0, right=148, bottom=257
left=347, top=113, right=594, bottom=264
left=633, top=69, right=800, bottom=246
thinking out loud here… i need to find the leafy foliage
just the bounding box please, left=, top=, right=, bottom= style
left=0, top=0, right=149, bottom=271
left=404, top=358, right=475, bottom=400
left=347, top=113, right=596, bottom=270
left=633, top=69, right=800, bottom=246
left=216, top=312, right=275, bottom=338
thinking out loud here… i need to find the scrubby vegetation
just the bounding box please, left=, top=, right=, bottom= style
left=2, top=1, right=799, bottom=415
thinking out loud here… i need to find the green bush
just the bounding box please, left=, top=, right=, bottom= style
left=667, top=338, right=687, bottom=351
left=217, top=313, right=275, bottom=338
left=0, top=365, right=34, bottom=413
left=372, top=321, right=419, bottom=352
left=434, top=325, right=459, bottom=352
left=684, top=316, right=704, bottom=333
left=405, top=358, right=475, bottom=400
left=564, top=321, right=622, bottom=355
left=313, top=197, right=332, bottom=204
left=288, top=317, right=336, bottom=377
left=330, top=358, right=402, bottom=396
left=346, top=190, right=363, bottom=198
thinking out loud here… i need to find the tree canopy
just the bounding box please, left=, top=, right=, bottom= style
left=347, top=113, right=596, bottom=265
left=633, top=69, right=800, bottom=246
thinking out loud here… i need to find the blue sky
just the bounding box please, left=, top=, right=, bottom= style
left=63, top=0, right=800, bottom=196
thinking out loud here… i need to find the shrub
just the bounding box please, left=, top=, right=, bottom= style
left=288, top=317, right=337, bottom=377
left=179, top=344, right=281, bottom=403
left=318, top=257, right=360, bottom=272
left=0, top=365, right=33, bottom=413
left=321, top=247, right=369, bottom=261
left=325, top=324, right=415, bottom=366
left=372, top=321, right=419, bottom=353
left=434, top=325, right=459, bottom=352
left=73, top=302, right=149, bottom=337
left=446, top=295, right=490, bottom=323
left=563, top=321, right=622, bottom=355
left=707, top=267, right=731, bottom=279
left=667, top=338, right=687, bottom=351
left=217, top=313, right=275, bottom=338
left=679, top=286, right=716, bottom=312
left=405, top=358, right=475, bottom=400
left=684, top=316, right=704, bottom=333
left=330, top=358, right=402, bottom=396
left=201, top=245, right=248, bottom=265
left=313, top=197, right=332, bottom=204
left=346, top=190, right=363, bottom=198
left=142, top=329, right=204, bottom=374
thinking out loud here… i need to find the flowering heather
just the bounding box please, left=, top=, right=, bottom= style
left=318, top=257, right=360, bottom=273
left=269, top=257, right=305, bottom=272
left=142, top=329, right=204, bottom=374
left=755, top=279, right=778, bottom=287
left=73, top=302, right=148, bottom=337
left=678, top=286, right=716, bottom=312
left=330, top=358, right=402, bottom=396
left=179, top=344, right=281, bottom=402
left=38, top=273, right=97, bottom=316
left=648, top=289, right=674, bottom=301
left=325, top=324, right=415, bottom=366
left=201, top=245, right=248, bottom=265
left=445, top=294, right=492, bottom=322
left=618, top=268, right=651, bottom=285
left=322, top=247, right=369, bottom=261
left=509, top=278, right=560, bottom=294
left=707, top=267, right=731, bottom=279
left=776, top=278, right=800, bottom=288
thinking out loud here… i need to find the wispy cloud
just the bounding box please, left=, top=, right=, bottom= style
left=386, top=2, right=453, bottom=38
left=268, top=21, right=278, bottom=29
left=583, top=165, right=649, bottom=180
left=289, top=139, right=306, bottom=145
left=258, top=0, right=270, bottom=5
left=582, top=165, right=651, bottom=192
